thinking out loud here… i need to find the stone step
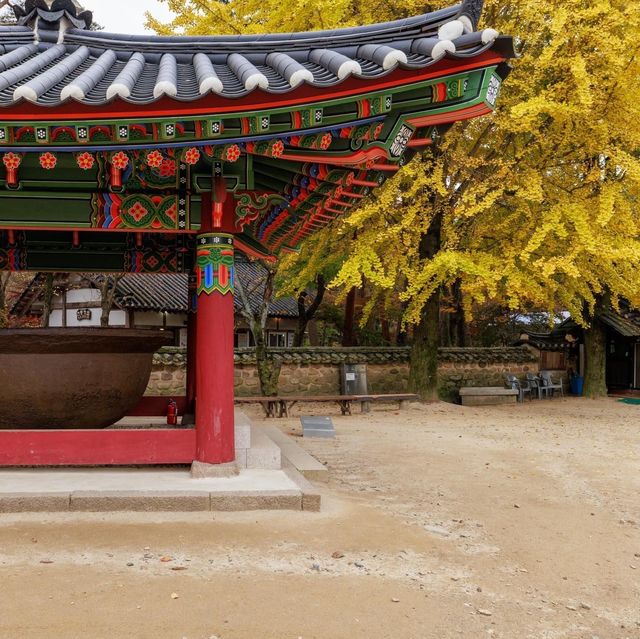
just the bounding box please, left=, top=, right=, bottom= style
left=243, top=426, right=281, bottom=470
left=261, top=425, right=328, bottom=482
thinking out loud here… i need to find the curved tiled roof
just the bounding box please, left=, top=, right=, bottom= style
left=10, top=266, right=300, bottom=317
left=114, top=267, right=299, bottom=318
left=0, top=0, right=510, bottom=105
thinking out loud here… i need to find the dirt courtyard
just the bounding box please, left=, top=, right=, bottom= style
left=1, top=397, right=639, bottom=639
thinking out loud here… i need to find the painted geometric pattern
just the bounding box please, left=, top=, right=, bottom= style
left=196, top=234, right=234, bottom=296
left=0, top=231, right=26, bottom=271
left=90, top=193, right=188, bottom=231
left=124, top=234, right=190, bottom=274
left=0, top=75, right=477, bottom=151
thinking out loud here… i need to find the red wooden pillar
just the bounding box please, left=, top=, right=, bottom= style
left=194, top=190, right=236, bottom=465
left=185, top=274, right=197, bottom=415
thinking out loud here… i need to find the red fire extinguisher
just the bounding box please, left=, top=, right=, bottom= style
left=167, top=399, right=178, bottom=426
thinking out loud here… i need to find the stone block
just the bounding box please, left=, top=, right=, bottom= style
left=70, top=491, right=210, bottom=512
left=209, top=490, right=301, bottom=511
left=235, top=449, right=248, bottom=469
left=0, top=492, right=70, bottom=512
left=234, top=413, right=252, bottom=450
left=191, top=461, right=239, bottom=478
left=459, top=387, right=518, bottom=406
left=282, top=466, right=322, bottom=512
left=246, top=427, right=281, bottom=470
left=263, top=425, right=328, bottom=483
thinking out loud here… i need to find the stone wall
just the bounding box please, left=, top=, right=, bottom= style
left=148, top=346, right=539, bottom=402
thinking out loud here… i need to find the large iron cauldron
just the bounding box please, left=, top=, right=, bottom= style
left=0, top=328, right=172, bottom=429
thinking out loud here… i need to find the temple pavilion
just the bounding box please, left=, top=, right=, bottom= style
left=0, top=0, right=515, bottom=468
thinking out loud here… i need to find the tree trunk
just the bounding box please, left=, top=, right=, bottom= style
left=293, top=274, right=326, bottom=347
left=234, top=260, right=282, bottom=401
left=41, top=273, right=54, bottom=328
left=254, top=326, right=281, bottom=397
left=409, top=289, right=440, bottom=401
left=381, top=319, right=391, bottom=344
left=342, top=286, right=357, bottom=346
left=396, top=299, right=409, bottom=346
left=100, top=278, right=112, bottom=327
left=583, top=316, right=608, bottom=398
left=0, top=273, right=9, bottom=328
left=308, top=320, right=319, bottom=346
left=409, top=212, right=442, bottom=401
left=450, top=280, right=466, bottom=347
left=100, top=274, right=123, bottom=327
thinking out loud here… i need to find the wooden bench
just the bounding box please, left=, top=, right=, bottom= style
left=235, top=393, right=419, bottom=418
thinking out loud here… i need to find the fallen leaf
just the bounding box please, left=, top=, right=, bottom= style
left=160, top=556, right=173, bottom=563
left=331, top=551, right=345, bottom=559
left=171, top=566, right=188, bottom=571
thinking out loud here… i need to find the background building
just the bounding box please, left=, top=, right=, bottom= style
left=11, top=262, right=300, bottom=347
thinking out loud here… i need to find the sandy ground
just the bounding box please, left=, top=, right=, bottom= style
left=0, top=397, right=639, bottom=639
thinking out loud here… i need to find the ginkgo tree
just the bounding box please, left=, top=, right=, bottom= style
left=328, top=0, right=640, bottom=399
left=149, top=0, right=640, bottom=400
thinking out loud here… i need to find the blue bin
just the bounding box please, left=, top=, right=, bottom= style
left=570, top=376, right=584, bottom=396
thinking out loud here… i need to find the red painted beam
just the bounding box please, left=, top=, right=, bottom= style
left=407, top=137, right=433, bottom=148
left=369, top=163, right=400, bottom=172
left=0, top=429, right=196, bottom=466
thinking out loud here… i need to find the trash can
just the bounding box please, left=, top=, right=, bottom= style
left=570, top=375, right=584, bottom=396
left=340, top=364, right=368, bottom=395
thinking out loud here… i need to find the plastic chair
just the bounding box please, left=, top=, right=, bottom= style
left=505, top=374, right=531, bottom=403
left=526, top=373, right=542, bottom=399
left=539, top=371, right=564, bottom=398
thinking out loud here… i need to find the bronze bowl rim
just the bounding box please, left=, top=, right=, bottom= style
left=0, top=327, right=173, bottom=354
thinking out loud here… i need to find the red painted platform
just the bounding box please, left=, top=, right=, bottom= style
left=128, top=396, right=189, bottom=417
left=0, top=429, right=196, bottom=466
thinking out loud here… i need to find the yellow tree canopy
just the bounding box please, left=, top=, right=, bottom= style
left=149, top=0, right=640, bottom=327
left=327, top=0, right=640, bottom=326
left=146, top=0, right=429, bottom=36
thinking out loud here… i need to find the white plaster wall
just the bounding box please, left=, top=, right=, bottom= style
left=66, top=288, right=101, bottom=304
left=48, top=308, right=127, bottom=327
left=134, top=311, right=187, bottom=328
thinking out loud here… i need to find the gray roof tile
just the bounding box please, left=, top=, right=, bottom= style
left=0, top=0, right=510, bottom=105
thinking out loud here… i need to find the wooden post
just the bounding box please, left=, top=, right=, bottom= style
left=185, top=274, right=197, bottom=416
left=194, top=190, right=236, bottom=465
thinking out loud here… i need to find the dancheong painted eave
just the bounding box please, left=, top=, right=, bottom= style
left=0, top=0, right=515, bottom=107
left=0, top=0, right=516, bottom=266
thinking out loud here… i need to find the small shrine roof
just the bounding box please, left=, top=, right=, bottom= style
left=0, top=0, right=510, bottom=105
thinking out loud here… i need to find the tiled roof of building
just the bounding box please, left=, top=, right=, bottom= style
left=515, top=330, right=570, bottom=352
left=516, top=305, right=640, bottom=349
left=0, top=0, right=511, bottom=105
left=598, top=311, right=640, bottom=338
left=10, top=262, right=299, bottom=317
